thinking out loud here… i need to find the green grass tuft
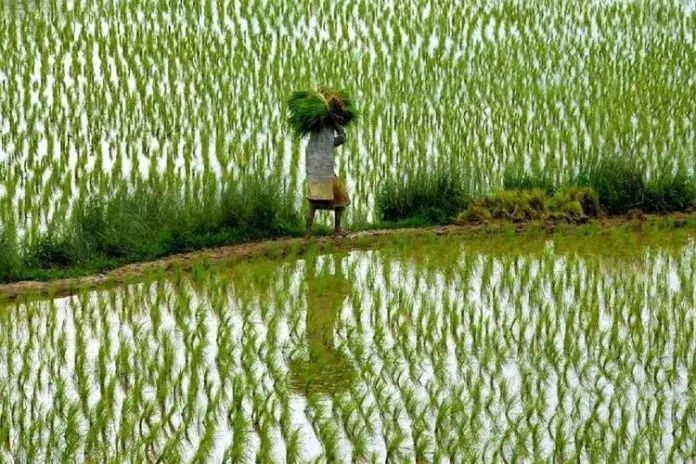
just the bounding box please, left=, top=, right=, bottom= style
left=376, top=166, right=470, bottom=224
left=3, top=176, right=304, bottom=283
left=0, top=228, right=20, bottom=282
left=576, top=156, right=696, bottom=214
left=503, top=167, right=556, bottom=194
left=221, top=176, right=301, bottom=235
left=502, top=158, right=695, bottom=215
left=644, top=171, right=696, bottom=213
left=576, top=156, right=646, bottom=214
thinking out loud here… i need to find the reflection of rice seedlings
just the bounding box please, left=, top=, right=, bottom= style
left=62, top=405, right=82, bottom=463
left=385, top=426, right=407, bottom=463
left=255, top=418, right=274, bottom=464
left=284, top=427, right=302, bottom=463
left=159, top=429, right=185, bottom=464
left=191, top=418, right=216, bottom=464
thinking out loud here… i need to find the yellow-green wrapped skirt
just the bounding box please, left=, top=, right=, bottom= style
left=307, top=176, right=351, bottom=209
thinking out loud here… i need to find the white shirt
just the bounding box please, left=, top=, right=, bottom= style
left=305, top=126, right=345, bottom=184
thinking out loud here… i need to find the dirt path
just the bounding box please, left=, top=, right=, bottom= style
left=0, top=224, right=474, bottom=302
left=1, top=215, right=692, bottom=303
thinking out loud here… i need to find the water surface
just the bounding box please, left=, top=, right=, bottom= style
left=1, top=228, right=695, bottom=461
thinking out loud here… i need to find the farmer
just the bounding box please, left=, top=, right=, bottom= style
left=287, top=86, right=357, bottom=237
left=305, top=122, right=351, bottom=238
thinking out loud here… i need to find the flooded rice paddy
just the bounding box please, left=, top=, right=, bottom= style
left=1, top=228, right=696, bottom=462
left=2, top=1, right=696, bottom=460
left=1, top=0, right=695, bottom=236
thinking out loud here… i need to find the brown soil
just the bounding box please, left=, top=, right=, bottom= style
left=1, top=213, right=693, bottom=303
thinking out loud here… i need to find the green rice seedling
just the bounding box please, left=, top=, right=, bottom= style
left=157, top=430, right=185, bottom=464
left=190, top=418, right=216, bottom=464
left=60, top=405, right=83, bottom=464
left=384, top=427, right=407, bottom=463
left=254, top=417, right=274, bottom=464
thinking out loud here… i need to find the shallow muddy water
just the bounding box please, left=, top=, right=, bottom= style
left=1, top=229, right=695, bottom=461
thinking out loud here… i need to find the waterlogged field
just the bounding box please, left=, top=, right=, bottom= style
left=1, top=229, right=696, bottom=462
left=2, top=1, right=696, bottom=461
left=1, top=0, right=695, bottom=238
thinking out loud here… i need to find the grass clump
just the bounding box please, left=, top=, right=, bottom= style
left=456, top=187, right=599, bottom=224
left=0, top=227, right=20, bottom=282
left=502, top=158, right=695, bottom=216
left=24, top=232, right=77, bottom=270
left=644, top=172, right=696, bottom=213
left=503, top=167, right=556, bottom=194
left=377, top=167, right=469, bottom=225
left=4, top=177, right=303, bottom=282
left=576, top=156, right=696, bottom=214
left=476, top=189, right=548, bottom=222
left=576, top=157, right=646, bottom=214
left=75, top=187, right=184, bottom=260
left=23, top=184, right=189, bottom=270
left=221, top=178, right=302, bottom=235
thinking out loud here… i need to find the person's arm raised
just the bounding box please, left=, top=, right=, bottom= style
left=333, top=125, right=346, bottom=147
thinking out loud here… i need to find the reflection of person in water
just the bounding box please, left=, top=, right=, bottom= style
left=291, top=255, right=356, bottom=394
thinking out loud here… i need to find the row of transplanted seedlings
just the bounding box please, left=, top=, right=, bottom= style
left=1, top=237, right=696, bottom=461
left=1, top=0, right=694, bottom=238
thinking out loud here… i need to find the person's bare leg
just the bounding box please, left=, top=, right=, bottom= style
left=306, top=204, right=317, bottom=238
left=334, top=207, right=345, bottom=236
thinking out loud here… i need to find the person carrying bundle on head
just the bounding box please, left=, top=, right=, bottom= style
left=287, top=86, right=358, bottom=238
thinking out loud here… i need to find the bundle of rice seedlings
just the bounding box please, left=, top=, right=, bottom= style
left=287, top=87, right=358, bottom=137
left=319, top=86, right=358, bottom=127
